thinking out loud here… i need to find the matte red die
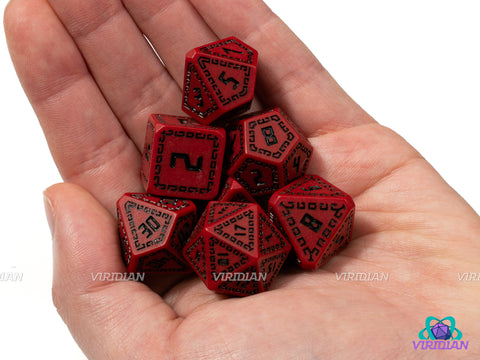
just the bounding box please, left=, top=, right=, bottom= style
left=117, top=193, right=197, bottom=273
left=226, top=107, right=313, bottom=196
left=268, top=175, right=355, bottom=270
left=141, top=114, right=226, bottom=200
left=182, top=36, right=258, bottom=124
left=217, top=177, right=256, bottom=203
left=183, top=201, right=291, bottom=296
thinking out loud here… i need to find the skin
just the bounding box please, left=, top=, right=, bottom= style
left=4, top=0, right=480, bottom=358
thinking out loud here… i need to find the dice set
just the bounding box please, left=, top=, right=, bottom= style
left=116, top=36, right=355, bottom=296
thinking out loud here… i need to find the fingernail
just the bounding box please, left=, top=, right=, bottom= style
left=43, top=191, right=55, bottom=237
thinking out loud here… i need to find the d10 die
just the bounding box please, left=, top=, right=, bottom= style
left=217, top=177, right=256, bottom=203
left=182, top=36, right=258, bottom=124
left=117, top=193, right=197, bottom=273
left=183, top=202, right=291, bottom=296
left=268, top=175, right=355, bottom=270
left=226, top=107, right=313, bottom=196
left=141, top=114, right=226, bottom=200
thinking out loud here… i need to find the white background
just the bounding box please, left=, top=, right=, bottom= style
left=1, top=1, right=479, bottom=358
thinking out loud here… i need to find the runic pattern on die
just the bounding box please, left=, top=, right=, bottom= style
left=226, top=107, right=313, bottom=196
left=268, top=175, right=355, bottom=270
left=182, top=36, right=258, bottom=124
left=141, top=114, right=226, bottom=200
left=117, top=193, right=196, bottom=273
left=183, top=202, right=291, bottom=296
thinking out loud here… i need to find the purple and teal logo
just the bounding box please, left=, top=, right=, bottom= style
left=413, top=316, right=468, bottom=350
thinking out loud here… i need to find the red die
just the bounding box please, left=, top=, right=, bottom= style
left=268, top=175, right=355, bottom=270
left=182, top=36, right=258, bottom=125
left=217, top=177, right=256, bottom=203
left=226, top=107, right=313, bottom=196
left=183, top=202, right=291, bottom=296
left=117, top=193, right=197, bottom=273
left=141, top=114, right=226, bottom=200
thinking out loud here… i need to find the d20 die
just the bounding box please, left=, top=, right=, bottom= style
left=268, top=175, right=355, bottom=270
left=183, top=202, right=291, bottom=296
left=117, top=193, right=197, bottom=273
left=217, top=177, right=256, bottom=203
left=182, top=36, right=258, bottom=125
left=226, top=107, right=313, bottom=196
left=141, top=114, right=226, bottom=200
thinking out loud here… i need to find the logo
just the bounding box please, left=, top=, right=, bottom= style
left=413, top=316, right=469, bottom=350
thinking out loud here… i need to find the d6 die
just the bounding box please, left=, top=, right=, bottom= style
left=268, top=175, right=355, bottom=270
left=182, top=36, right=258, bottom=124
left=226, top=107, right=313, bottom=196
left=141, top=114, right=226, bottom=200
left=183, top=201, right=291, bottom=296
left=117, top=193, right=196, bottom=273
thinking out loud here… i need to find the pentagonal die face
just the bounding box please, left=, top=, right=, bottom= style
left=117, top=193, right=196, bottom=273
left=268, top=175, right=355, bottom=270
left=141, top=114, right=226, bottom=200
left=226, top=107, right=313, bottom=196
left=182, top=36, right=258, bottom=125
left=183, top=202, right=290, bottom=296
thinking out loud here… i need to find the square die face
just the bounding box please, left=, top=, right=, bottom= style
left=148, top=124, right=225, bottom=199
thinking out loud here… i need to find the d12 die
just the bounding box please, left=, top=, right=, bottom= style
left=141, top=114, right=226, bottom=200
left=117, top=193, right=197, bottom=273
left=182, top=36, right=258, bottom=125
left=226, top=107, right=313, bottom=196
left=183, top=201, right=291, bottom=296
left=217, top=177, right=256, bottom=203
left=268, top=175, right=355, bottom=270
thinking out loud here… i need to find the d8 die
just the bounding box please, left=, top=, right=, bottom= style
left=226, top=107, right=313, bottom=196
left=183, top=201, right=291, bottom=296
left=268, top=175, right=355, bottom=270
left=141, top=114, right=226, bottom=200
left=182, top=36, right=258, bottom=124
left=217, top=177, right=256, bottom=203
left=117, top=193, right=197, bottom=273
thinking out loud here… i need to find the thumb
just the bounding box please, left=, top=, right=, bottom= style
left=44, top=183, right=179, bottom=359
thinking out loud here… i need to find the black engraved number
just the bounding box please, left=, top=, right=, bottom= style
left=138, top=216, right=161, bottom=238
left=234, top=224, right=246, bottom=236
left=218, top=71, right=239, bottom=90
left=170, top=153, right=203, bottom=171
left=300, top=213, right=322, bottom=233
left=250, top=169, right=265, bottom=186
left=193, top=87, right=204, bottom=108
left=222, top=47, right=244, bottom=55
left=293, top=155, right=301, bottom=173
left=261, top=126, right=278, bottom=146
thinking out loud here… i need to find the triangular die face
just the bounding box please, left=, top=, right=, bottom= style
left=276, top=199, right=350, bottom=265
left=196, top=56, right=254, bottom=110
left=281, top=175, right=348, bottom=198
left=137, top=249, right=190, bottom=273
left=207, top=238, right=251, bottom=283
left=207, top=201, right=249, bottom=226
left=259, top=252, right=288, bottom=291
left=120, top=198, right=174, bottom=255
left=183, top=62, right=218, bottom=119
left=184, top=235, right=207, bottom=280
left=209, top=206, right=258, bottom=254
left=258, top=212, right=288, bottom=256
left=320, top=209, right=355, bottom=265
left=199, top=37, right=256, bottom=65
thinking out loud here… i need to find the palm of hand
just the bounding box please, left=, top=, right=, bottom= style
left=5, top=0, right=480, bottom=358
